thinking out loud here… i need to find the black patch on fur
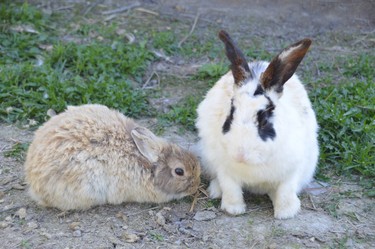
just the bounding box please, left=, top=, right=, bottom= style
left=254, top=84, right=264, bottom=96
left=222, top=99, right=235, bottom=134
left=257, top=97, right=276, bottom=141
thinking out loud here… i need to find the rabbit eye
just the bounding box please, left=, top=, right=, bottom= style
left=175, top=168, right=184, bottom=176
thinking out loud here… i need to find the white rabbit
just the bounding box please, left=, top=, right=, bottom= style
left=196, top=30, right=319, bottom=219
left=24, top=104, right=201, bottom=210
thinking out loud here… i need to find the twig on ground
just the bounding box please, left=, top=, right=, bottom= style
left=82, top=0, right=102, bottom=16
left=178, top=12, right=200, bottom=47
left=250, top=241, right=259, bottom=249
left=152, top=50, right=173, bottom=63
left=135, top=8, right=159, bottom=16
left=142, top=71, right=160, bottom=89
left=309, top=194, right=317, bottom=210
left=0, top=205, right=24, bottom=214
left=126, top=206, right=160, bottom=216
left=53, top=5, right=74, bottom=12
left=57, top=210, right=71, bottom=218
left=189, top=191, right=199, bottom=213
left=199, top=186, right=209, bottom=198
left=0, top=144, right=9, bottom=152
left=102, top=2, right=141, bottom=15
left=103, top=14, right=118, bottom=22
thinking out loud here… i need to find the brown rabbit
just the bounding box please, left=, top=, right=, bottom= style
left=24, top=104, right=201, bottom=210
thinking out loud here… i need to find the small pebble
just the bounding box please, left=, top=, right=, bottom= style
left=268, top=243, right=278, bottom=249
left=122, top=232, right=140, bottom=243
left=0, top=221, right=8, bottom=228
left=27, top=221, right=38, bottom=229
left=116, top=212, right=128, bottom=222
left=155, top=211, right=166, bottom=226
left=47, top=109, right=56, bottom=117
left=72, top=230, right=82, bottom=237
left=15, top=208, right=27, bottom=219
left=40, top=231, right=52, bottom=239
left=69, top=222, right=81, bottom=230
left=12, top=183, right=26, bottom=190
left=0, top=190, right=5, bottom=199
left=193, top=210, right=217, bottom=221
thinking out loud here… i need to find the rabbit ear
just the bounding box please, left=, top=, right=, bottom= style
left=219, top=30, right=253, bottom=86
left=131, top=127, right=161, bottom=163
left=261, top=39, right=311, bottom=93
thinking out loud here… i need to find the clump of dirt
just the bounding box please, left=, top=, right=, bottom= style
left=2, top=1, right=374, bottom=248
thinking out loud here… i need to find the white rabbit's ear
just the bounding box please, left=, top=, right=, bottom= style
left=131, top=127, right=161, bottom=163
left=219, top=30, right=254, bottom=86
left=261, top=39, right=312, bottom=93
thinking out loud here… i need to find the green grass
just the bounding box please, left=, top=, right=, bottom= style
left=160, top=95, right=200, bottom=132
left=0, top=3, right=154, bottom=124
left=150, top=232, right=164, bottom=242
left=310, top=54, right=375, bottom=178
left=4, top=142, right=29, bottom=161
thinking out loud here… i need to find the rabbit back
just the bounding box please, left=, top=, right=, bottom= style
left=25, top=104, right=165, bottom=210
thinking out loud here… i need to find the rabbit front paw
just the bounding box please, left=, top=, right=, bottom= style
left=208, top=178, right=222, bottom=199
left=221, top=199, right=246, bottom=215
left=273, top=194, right=301, bottom=219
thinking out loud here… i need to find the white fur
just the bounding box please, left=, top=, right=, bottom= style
left=196, top=61, right=319, bottom=219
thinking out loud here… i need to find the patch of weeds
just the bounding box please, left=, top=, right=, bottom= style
left=204, top=199, right=221, bottom=209
left=0, top=3, right=155, bottom=125
left=247, top=218, right=254, bottom=226
left=0, top=3, right=56, bottom=64
left=195, top=63, right=228, bottom=86
left=335, top=235, right=350, bottom=249
left=245, top=48, right=273, bottom=62
left=150, top=232, right=164, bottom=242
left=4, top=142, right=29, bottom=161
left=360, top=179, right=375, bottom=197
left=160, top=95, right=200, bottom=131
left=152, top=31, right=178, bottom=55
left=270, top=226, right=287, bottom=237
left=343, top=53, right=374, bottom=80
left=180, top=33, right=222, bottom=59
left=310, top=54, right=375, bottom=178
left=321, top=196, right=340, bottom=218
left=20, top=240, right=31, bottom=249
left=47, top=41, right=153, bottom=78
left=0, top=2, right=45, bottom=25
left=0, top=63, right=151, bottom=123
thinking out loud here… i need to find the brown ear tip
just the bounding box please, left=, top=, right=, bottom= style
left=302, top=38, right=312, bottom=47
left=218, top=30, right=230, bottom=42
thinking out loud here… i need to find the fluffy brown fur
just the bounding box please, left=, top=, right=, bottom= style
left=24, top=104, right=201, bottom=210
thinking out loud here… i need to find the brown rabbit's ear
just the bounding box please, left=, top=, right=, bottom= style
left=219, top=30, right=253, bottom=86
left=131, top=127, right=161, bottom=163
left=261, top=38, right=311, bottom=93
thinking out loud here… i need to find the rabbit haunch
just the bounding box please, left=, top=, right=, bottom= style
left=24, top=104, right=201, bottom=210
left=196, top=30, right=319, bottom=219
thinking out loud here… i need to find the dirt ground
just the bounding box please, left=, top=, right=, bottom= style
left=1, top=0, right=374, bottom=248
